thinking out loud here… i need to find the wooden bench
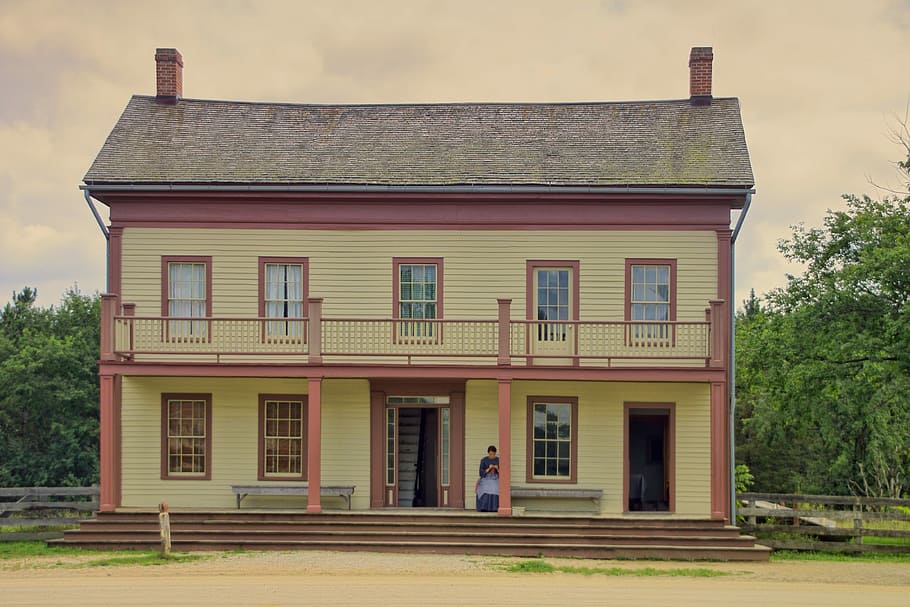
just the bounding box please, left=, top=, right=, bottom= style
left=231, top=485, right=355, bottom=510
left=510, top=486, right=603, bottom=510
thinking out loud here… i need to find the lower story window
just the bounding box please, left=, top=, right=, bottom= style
left=527, top=397, right=578, bottom=482
left=259, top=394, right=307, bottom=480
left=161, top=394, right=212, bottom=479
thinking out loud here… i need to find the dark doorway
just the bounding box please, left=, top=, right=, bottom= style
left=628, top=409, right=671, bottom=512
left=397, top=407, right=439, bottom=507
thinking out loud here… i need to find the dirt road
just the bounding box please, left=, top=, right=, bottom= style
left=1, top=551, right=908, bottom=606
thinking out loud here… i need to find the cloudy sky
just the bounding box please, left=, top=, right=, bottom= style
left=1, top=0, right=908, bottom=308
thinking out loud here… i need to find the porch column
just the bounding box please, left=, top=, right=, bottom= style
left=307, top=298, right=323, bottom=364
left=99, top=373, right=117, bottom=512
left=710, top=380, right=728, bottom=520
left=497, top=379, right=512, bottom=516
left=497, top=299, right=512, bottom=366
left=708, top=299, right=726, bottom=368
left=307, top=377, right=322, bottom=513
left=100, top=294, right=119, bottom=361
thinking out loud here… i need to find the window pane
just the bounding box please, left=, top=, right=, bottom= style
left=537, top=270, right=548, bottom=288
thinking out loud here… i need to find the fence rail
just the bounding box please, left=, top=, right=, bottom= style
left=737, top=492, right=910, bottom=554
left=0, top=486, right=98, bottom=541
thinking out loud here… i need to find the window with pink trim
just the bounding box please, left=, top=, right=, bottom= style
left=258, top=394, right=307, bottom=480
left=393, top=258, right=443, bottom=341
left=162, top=256, right=212, bottom=340
left=161, top=393, right=212, bottom=480
left=625, top=259, right=677, bottom=343
left=259, top=257, right=308, bottom=341
left=526, top=396, right=578, bottom=483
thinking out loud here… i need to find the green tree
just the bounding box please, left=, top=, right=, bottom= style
left=737, top=117, right=910, bottom=497
left=737, top=173, right=910, bottom=497
left=0, top=287, right=100, bottom=487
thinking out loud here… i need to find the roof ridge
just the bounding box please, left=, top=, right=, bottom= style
left=131, top=94, right=741, bottom=109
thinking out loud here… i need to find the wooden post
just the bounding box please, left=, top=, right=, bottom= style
left=99, top=374, right=116, bottom=512
left=853, top=500, right=863, bottom=545
left=158, top=502, right=171, bottom=557
left=497, top=379, right=512, bottom=516
left=497, top=299, right=512, bottom=366
left=708, top=299, right=725, bottom=368
left=100, top=293, right=119, bottom=361
left=306, top=377, right=322, bottom=513
left=308, top=298, right=323, bottom=365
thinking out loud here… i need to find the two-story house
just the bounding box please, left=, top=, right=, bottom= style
left=74, top=47, right=761, bottom=558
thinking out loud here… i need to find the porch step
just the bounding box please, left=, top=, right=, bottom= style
left=60, top=511, right=770, bottom=561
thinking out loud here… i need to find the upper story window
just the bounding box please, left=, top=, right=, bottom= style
left=535, top=268, right=571, bottom=341
left=162, top=256, right=212, bottom=340
left=393, top=258, right=443, bottom=340
left=625, top=259, right=677, bottom=342
left=259, top=258, right=308, bottom=340
left=161, top=393, right=212, bottom=480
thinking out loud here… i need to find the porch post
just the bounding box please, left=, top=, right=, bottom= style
left=710, top=380, right=728, bottom=520
left=307, top=298, right=323, bottom=364
left=307, top=377, right=322, bottom=513
left=99, top=373, right=116, bottom=512
left=497, top=379, right=512, bottom=516
left=497, top=299, right=512, bottom=366
left=100, top=294, right=119, bottom=361
left=708, top=299, right=725, bottom=368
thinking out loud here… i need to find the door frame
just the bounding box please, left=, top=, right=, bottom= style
left=370, top=380, right=465, bottom=508
left=623, top=402, right=676, bottom=513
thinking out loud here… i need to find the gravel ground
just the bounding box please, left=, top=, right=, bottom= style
left=1, top=549, right=908, bottom=606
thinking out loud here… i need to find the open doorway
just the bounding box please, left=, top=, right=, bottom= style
left=397, top=408, right=439, bottom=507
left=383, top=396, right=451, bottom=508
left=626, top=405, right=674, bottom=512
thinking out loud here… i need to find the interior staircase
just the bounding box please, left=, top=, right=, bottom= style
left=59, top=511, right=771, bottom=561
left=396, top=409, right=420, bottom=507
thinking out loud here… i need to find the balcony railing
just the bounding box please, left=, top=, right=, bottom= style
left=100, top=295, right=725, bottom=368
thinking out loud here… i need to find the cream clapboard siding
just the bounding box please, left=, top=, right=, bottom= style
left=121, top=228, right=717, bottom=321
left=464, top=380, right=711, bottom=515
left=122, top=376, right=708, bottom=513
left=120, top=377, right=371, bottom=509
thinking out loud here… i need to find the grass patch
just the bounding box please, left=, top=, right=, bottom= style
left=81, top=552, right=202, bottom=567
left=0, top=525, right=79, bottom=534
left=771, top=550, right=910, bottom=563
left=503, top=558, right=729, bottom=577
left=0, top=542, right=87, bottom=559
left=508, top=560, right=556, bottom=573
left=0, top=541, right=204, bottom=568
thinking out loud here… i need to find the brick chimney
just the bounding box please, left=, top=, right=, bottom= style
left=689, top=47, right=713, bottom=106
left=155, top=48, right=183, bottom=104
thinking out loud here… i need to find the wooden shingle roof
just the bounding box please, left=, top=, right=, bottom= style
left=84, top=95, right=754, bottom=188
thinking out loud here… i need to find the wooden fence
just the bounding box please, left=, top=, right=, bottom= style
left=737, top=492, right=910, bottom=553
left=0, top=486, right=99, bottom=542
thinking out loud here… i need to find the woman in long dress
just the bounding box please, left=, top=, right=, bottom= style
left=476, top=445, right=500, bottom=512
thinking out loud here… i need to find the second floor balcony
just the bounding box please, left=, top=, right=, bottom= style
left=100, top=296, right=727, bottom=369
